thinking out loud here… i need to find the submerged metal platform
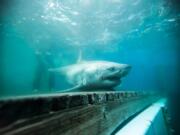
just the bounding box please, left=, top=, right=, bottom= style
left=115, top=98, right=169, bottom=135
left=0, top=91, right=160, bottom=135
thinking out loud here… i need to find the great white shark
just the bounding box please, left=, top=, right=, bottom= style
left=49, top=60, right=131, bottom=92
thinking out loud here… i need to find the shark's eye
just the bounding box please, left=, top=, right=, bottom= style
left=108, top=67, right=115, bottom=71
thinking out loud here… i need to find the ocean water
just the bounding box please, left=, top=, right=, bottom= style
left=0, top=0, right=180, bottom=133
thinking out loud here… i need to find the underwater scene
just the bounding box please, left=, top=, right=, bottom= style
left=0, top=0, right=180, bottom=134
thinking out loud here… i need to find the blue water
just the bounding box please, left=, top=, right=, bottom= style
left=1, top=0, right=179, bottom=96
left=0, top=0, right=180, bottom=133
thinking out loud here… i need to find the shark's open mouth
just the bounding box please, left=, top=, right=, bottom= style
left=104, top=75, right=120, bottom=81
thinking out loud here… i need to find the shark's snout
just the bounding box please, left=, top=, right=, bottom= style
left=125, top=64, right=131, bottom=71
left=121, top=64, right=131, bottom=77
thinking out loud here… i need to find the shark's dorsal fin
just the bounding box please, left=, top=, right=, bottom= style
left=77, top=49, right=83, bottom=63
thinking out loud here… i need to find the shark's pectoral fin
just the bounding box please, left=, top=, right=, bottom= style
left=60, top=85, right=82, bottom=93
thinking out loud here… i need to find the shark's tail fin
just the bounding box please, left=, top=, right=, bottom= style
left=48, top=67, right=67, bottom=75
left=48, top=68, right=60, bottom=73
